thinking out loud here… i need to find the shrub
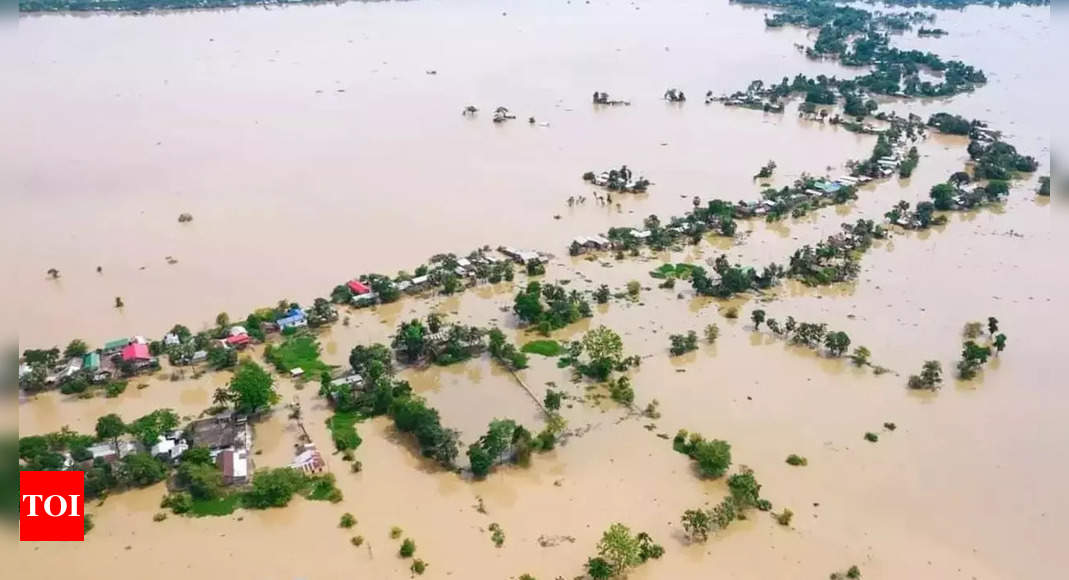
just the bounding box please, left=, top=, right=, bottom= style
left=489, top=522, right=505, bottom=547
left=153, top=512, right=167, bottom=522
left=864, top=432, right=878, bottom=443
left=400, top=538, right=416, bottom=558
left=626, top=280, right=641, bottom=297
left=883, top=422, right=897, bottom=431
left=776, top=508, right=793, bottom=526
left=785, top=454, right=807, bottom=466
left=340, top=513, right=356, bottom=528
left=351, top=535, right=364, bottom=546
left=723, top=306, right=739, bottom=319
left=704, top=324, right=719, bottom=343
left=162, top=492, right=193, bottom=514
left=410, top=559, right=427, bottom=575
left=390, top=526, right=402, bottom=539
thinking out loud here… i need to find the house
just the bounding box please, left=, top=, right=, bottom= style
left=276, top=307, right=307, bottom=330
left=330, top=373, right=365, bottom=389
left=630, top=229, right=652, bottom=240
left=151, top=432, right=189, bottom=463
left=163, top=333, right=181, bottom=346
left=83, top=351, right=101, bottom=371
left=290, top=367, right=305, bottom=378
left=395, top=280, right=412, bottom=293
left=228, top=325, right=247, bottom=337
left=87, top=440, right=138, bottom=462
left=407, top=275, right=430, bottom=292
left=218, top=449, right=249, bottom=485
left=813, top=180, right=843, bottom=195
left=347, top=280, right=371, bottom=295
left=225, top=333, right=250, bottom=348
left=518, top=251, right=542, bottom=264
left=573, top=235, right=611, bottom=250
left=292, top=444, right=326, bottom=474
left=188, top=413, right=248, bottom=451
left=121, top=342, right=152, bottom=363
left=102, top=338, right=130, bottom=355
left=804, top=188, right=823, bottom=196
left=60, top=357, right=83, bottom=380
left=456, top=257, right=472, bottom=269
left=499, top=246, right=524, bottom=262
left=191, top=350, right=208, bottom=363
left=352, top=292, right=379, bottom=307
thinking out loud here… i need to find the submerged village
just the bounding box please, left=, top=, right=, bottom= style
left=15, top=1, right=1054, bottom=580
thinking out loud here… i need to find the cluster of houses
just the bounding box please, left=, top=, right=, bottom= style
left=18, top=335, right=163, bottom=389
left=582, top=166, right=651, bottom=192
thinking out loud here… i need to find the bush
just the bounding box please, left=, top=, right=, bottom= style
left=410, top=559, right=427, bottom=575
left=883, top=422, right=897, bottom=431
left=390, top=526, right=402, bottom=539
left=400, top=538, right=416, bottom=558
left=704, top=324, right=719, bottom=343
left=327, top=412, right=362, bottom=451
left=340, top=513, right=356, bottom=528
left=723, top=306, right=739, bottom=319
left=785, top=454, right=808, bottom=466
left=162, top=492, right=193, bottom=514
left=776, top=508, right=793, bottom=526
left=153, top=512, right=167, bottom=522
left=489, top=522, right=505, bottom=547
left=864, top=432, right=878, bottom=443
left=351, top=535, right=364, bottom=546
left=626, top=280, right=641, bottom=297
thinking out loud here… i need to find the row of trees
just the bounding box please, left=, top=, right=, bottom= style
left=752, top=310, right=857, bottom=358
left=681, top=469, right=773, bottom=542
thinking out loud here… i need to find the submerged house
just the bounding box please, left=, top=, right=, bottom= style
left=292, top=443, right=326, bottom=475
left=102, top=338, right=130, bottom=356
left=347, top=280, right=371, bottom=295
left=120, top=342, right=156, bottom=371
left=218, top=449, right=250, bottom=485
left=188, top=413, right=250, bottom=453
left=276, top=307, right=308, bottom=331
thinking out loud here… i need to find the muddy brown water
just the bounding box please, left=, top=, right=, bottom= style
left=12, top=1, right=1061, bottom=579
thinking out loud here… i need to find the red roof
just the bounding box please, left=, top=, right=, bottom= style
left=121, top=342, right=150, bottom=361
left=347, top=280, right=371, bottom=295
left=225, top=334, right=250, bottom=346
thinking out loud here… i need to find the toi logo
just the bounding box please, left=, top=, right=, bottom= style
left=20, top=471, right=85, bottom=541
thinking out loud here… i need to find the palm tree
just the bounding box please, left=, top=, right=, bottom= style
left=213, top=388, right=232, bottom=407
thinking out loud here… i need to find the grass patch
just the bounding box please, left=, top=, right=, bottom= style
left=190, top=493, right=240, bottom=517
left=264, top=334, right=330, bottom=376
left=649, top=263, right=696, bottom=280
left=521, top=340, right=563, bottom=357
left=327, top=412, right=363, bottom=451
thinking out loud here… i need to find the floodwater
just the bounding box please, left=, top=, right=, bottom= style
left=12, top=1, right=1063, bottom=579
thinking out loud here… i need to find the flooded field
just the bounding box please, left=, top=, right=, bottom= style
left=12, top=1, right=1061, bottom=579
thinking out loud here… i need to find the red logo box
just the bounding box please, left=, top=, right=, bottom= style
left=20, top=471, right=85, bottom=541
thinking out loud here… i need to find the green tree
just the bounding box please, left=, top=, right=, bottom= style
left=393, top=319, right=428, bottom=363
left=207, top=344, right=237, bottom=370
left=127, top=409, right=179, bottom=447
left=993, top=333, right=1007, bottom=354
left=64, top=339, right=89, bottom=359
left=704, top=323, right=720, bottom=343
left=681, top=508, right=712, bottom=542
left=120, top=453, right=167, bottom=487
left=824, top=331, right=851, bottom=357
left=544, top=389, right=562, bottom=411
left=95, top=413, right=126, bottom=454
left=850, top=346, right=871, bottom=366
left=987, top=317, right=999, bottom=335
left=727, top=472, right=762, bottom=510
left=349, top=343, right=393, bottom=380
left=177, top=461, right=224, bottom=500
left=930, top=182, right=956, bottom=210
left=228, top=360, right=279, bottom=414
left=692, top=439, right=732, bottom=478
left=750, top=309, right=766, bottom=330
left=243, top=467, right=306, bottom=509
left=580, top=326, right=624, bottom=380
left=586, top=557, right=613, bottom=580
left=597, top=523, right=642, bottom=576
left=400, top=538, right=416, bottom=558
left=216, top=312, right=230, bottom=328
